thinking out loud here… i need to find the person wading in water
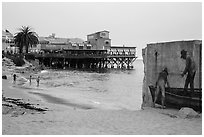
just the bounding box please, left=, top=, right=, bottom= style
left=36, top=76, right=40, bottom=87
left=29, top=75, right=32, bottom=85
left=13, top=73, right=16, bottom=84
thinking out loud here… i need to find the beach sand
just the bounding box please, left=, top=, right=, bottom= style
left=2, top=74, right=202, bottom=135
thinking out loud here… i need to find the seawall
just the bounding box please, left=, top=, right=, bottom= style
left=142, top=40, right=202, bottom=107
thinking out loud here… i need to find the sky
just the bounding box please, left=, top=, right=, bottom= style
left=2, top=2, right=202, bottom=58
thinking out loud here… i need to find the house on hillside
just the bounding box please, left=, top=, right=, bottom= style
left=2, top=30, right=18, bottom=53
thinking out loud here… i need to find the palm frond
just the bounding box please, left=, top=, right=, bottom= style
left=14, top=26, right=39, bottom=53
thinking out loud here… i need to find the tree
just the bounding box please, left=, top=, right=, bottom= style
left=14, top=26, right=39, bottom=53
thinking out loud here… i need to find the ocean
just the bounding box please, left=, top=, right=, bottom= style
left=29, top=59, right=144, bottom=111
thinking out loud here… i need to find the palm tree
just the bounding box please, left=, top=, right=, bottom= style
left=14, top=26, right=39, bottom=53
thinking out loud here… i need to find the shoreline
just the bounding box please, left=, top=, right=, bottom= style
left=2, top=59, right=202, bottom=135
left=2, top=76, right=202, bottom=134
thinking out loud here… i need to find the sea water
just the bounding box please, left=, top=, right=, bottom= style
left=33, top=59, right=144, bottom=110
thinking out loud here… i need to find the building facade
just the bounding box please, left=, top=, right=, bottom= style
left=37, top=34, right=93, bottom=52
left=2, top=30, right=16, bottom=53
left=87, top=30, right=111, bottom=50
left=38, top=31, right=111, bottom=52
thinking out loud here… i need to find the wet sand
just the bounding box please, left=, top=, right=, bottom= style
left=2, top=76, right=202, bottom=135
left=30, top=92, right=95, bottom=110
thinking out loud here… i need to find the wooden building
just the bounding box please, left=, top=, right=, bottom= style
left=87, top=30, right=111, bottom=50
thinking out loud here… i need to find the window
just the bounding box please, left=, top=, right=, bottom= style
left=105, top=40, right=110, bottom=45
left=100, top=32, right=109, bottom=38
left=72, top=43, right=77, bottom=46
left=79, top=43, right=84, bottom=47
left=88, top=35, right=94, bottom=39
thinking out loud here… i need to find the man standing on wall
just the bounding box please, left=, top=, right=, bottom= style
left=181, top=50, right=197, bottom=92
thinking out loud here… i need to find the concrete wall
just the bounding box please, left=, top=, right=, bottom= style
left=142, top=40, right=202, bottom=107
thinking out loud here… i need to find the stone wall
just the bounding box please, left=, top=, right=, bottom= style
left=142, top=40, right=202, bottom=107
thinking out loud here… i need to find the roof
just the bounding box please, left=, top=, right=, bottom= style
left=87, top=30, right=109, bottom=36
left=69, top=38, right=84, bottom=43
left=39, top=37, right=84, bottom=44
left=2, top=30, right=14, bottom=39
left=41, top=49, right=107, bottom=52
left=147, top=40, right=202, bottom=45
left=111, top=45, right=136, bottom=49
left=49, top=38, right=69, bottom=44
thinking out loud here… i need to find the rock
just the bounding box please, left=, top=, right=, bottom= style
left=178, top=107, right=199, bottom=118
left=2, top=75, right=7, bottom=79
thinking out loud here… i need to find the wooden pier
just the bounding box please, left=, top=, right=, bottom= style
left=34, top=47, right=137, bottom=69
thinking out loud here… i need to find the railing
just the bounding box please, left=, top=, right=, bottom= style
left=34, top=52, right=136, bottom=58
left=35, top=52, right=136, bottom=57
left=107, top=53, right=136, bottom=57
left=35, top=53, right=107, bottom=59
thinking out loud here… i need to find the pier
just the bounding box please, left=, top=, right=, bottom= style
left=30, top=30, right=137, bottom=70
left=35, top=47, right=137, bottom=69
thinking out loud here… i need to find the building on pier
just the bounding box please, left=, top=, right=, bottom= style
left=87, top=30, right=111, bottom=50
left=36, top=33, right=86, bottom=52
left=31, top=30, right=137, bottom=69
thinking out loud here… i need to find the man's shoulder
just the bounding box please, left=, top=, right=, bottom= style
left=186, top=56, right=193, bottom=63
left=159, top=71, right=168, bottom=78
left=186, top=56, right=192, bottom=60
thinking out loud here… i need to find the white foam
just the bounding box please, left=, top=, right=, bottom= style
left=41, top=70, right=49, bottom=73
left=92, top=101, right=101, bottom=104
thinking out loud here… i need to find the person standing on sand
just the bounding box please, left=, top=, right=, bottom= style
left=180, top=50, right=196, bottom=92
left=29, top=75, right=32, bottom=85
left=13, top=74, right=16, bottom=84
left=36, top=76, right=40, bottom=87
left=153, top=67, right=170, bottom=109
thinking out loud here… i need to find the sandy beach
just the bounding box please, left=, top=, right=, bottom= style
left=2, top=2, right=202, bottom=135
left=2, top=70, right=202, bottom=135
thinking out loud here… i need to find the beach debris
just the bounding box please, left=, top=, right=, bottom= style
left=2, top=103, right=13, bottom=107
left=2, top=96, right=48, bottom=112
left=178, top=107, right=200, bottom=119
left=161, top=112, right=177, bottom=118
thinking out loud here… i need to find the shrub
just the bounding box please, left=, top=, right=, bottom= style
left=4, top=54, right=25, bottom=66
left=13, top=56, right=25, bottom=66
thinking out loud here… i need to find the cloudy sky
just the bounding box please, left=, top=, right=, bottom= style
left=2, top=2, right=202, bottom=58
